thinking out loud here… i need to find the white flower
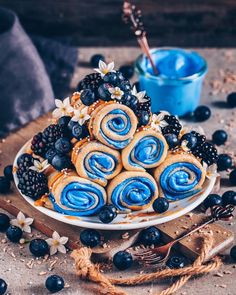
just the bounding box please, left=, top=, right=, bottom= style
left=151, top=112, right=169, bottom=132
left=11, top=212, right=34, bottom=233
left=203, top=163, right=220, bottom=180
left=131, top=86, right=147, bottom=103
left=46, top=231, right=68, bottom=256
left=181, top=140, right=190, bottom=152
left=108, top=87, right=124, bottom=100
left=94, top=60, right=115, bottom=77
left=52, top=97, right=74, bottom=118
left=71, top=107, right=90, bottom=125
left=180, top=124, right=205, bottom=138
left=30, top=159, right=49, bottom=173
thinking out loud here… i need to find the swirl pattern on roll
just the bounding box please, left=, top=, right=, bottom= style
left=154, top=153, right=206, bottom=201
left=49, top=174, right=106, bottom=216
left=122, top=129, right=168, bottom=171
left=107, top=171, right=158, bottom=211
left=90, top=103, right=138, bottom=149
left=72, top=141, right=123, bottom=186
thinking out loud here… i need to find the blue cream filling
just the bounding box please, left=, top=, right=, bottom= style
left=128, top=136, right=164, bottom=168
left=85, top=153, right=117, bottom=181
left=160, top=162, right=202, bottom=201
left=49, top=182, right=105, bottom=216
left=100, top=109, right=132, bottom=149
left=111, top=177, right=156, bottom=210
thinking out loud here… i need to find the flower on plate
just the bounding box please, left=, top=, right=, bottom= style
left=181, top=140, right=190, bottom=152
left=11, top=212, right=34, bottom=233
left=108, top=87, right=124, bottom=100
left=46, top=231, right=68, bottom=256
left=151, top=112, right=169, bottom=132
left=179, top=124, right=205, bottom=138
left=52, top=97, right=74, bottom=119
left=30, top=159, right=49, bottom=173
left=131, top=86, right=147, bottom=103
left=71, top=107, right=90, bottom=125
left=203, top=163, right=220, bottom=180
left=94, top=60, right=115, bottom=77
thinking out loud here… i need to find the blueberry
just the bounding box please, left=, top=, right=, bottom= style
left=113, top=251, right=133, bottom=270
left=166, top=255, right=188, bottom=269
left=6, top=225, right=22, bottom=243
left=139, top=226, right=161, bottom=246
left=119, top=65, right=134, bottom=80
left=133, top=81, right=140, bottom=92
left=227, top=92, right=236, bottom=108
left=212, top=130, right=228, bottom=146
left=72, top=124, right=89, bottom=140
left=230, top=245, right=236, bottom=261
left=80, top=229, right=101, bottom=248
left=194, top=105, right=211, bottom=122
left=115, top=71, right=125, bottom=83
left=180, top=133, right=198, bottom=149
left=3, top=165, right=13, bottom=181
left=217, top=154, right=232, bottom=171
left=80, top=89, right=96, bottom=106
left=45, top=148, right=58, bottom=163
left=222, top=190, right=236, bottom=206
left=90, top=54, right=105, bottom=68
left=203, top=194, right=222, bottom=209
left=45, top=275, right=64, bottom=293
left=29, top=239, right=49, bottom=257
left=0, top=278, right=7, bottom=295
left=164, top=133, right=179, bottom=149
left=152, top=198, right=169, bottom=213
left=136, top=110, right=150, bottom=127
left=98, top=83, right=112, bottom=101
left=119, top=80, right=132, bottom=92
left=121, top=93, right=138, bottom=111
left=99, top=205, right=117, bottom=223
left=55, top=137, right=72, bottom=154
left=67, top=120, right=77, bottom=131
left=229, top=169, right=236, bottom=185
left=0, top=177, right=10, bottom=194
left=103, top=72, right=119, bottom=85
left=0, top=213, right=10, bottom=232
left=51, top=154, right=72, bottom=171
left=58, top=116, right=71, bottom=128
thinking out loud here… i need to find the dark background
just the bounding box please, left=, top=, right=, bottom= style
left=1, top=0, right=236, bottom=47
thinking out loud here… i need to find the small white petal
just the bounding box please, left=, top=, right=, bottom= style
left=57, top=244, right=67, bottom=254
left=59, top=236, right=69, bottom=245
left=52, top=231, right=61, bottom=240
left=99, top=60, right=107, bottom=71
left=17, top=212, right=26, bottom=223
left=55, top=99, right=63, bottom=108
left=50, top=246, right=58, bottom=256
left=24, top=218, right=34, bottom=226
left=78, top=118, right=85, bottom=125
left=63, top=97, right=71, bottom=106
left=52, top=108, right=63, bottom=119
left=22, top=225, right=31, bottom=233
left=159, top=120, right=169, bottom=128
left=10, top=219, right=19, bottom=227
left=107, top=61, right=115, bottom=71
left=46, top=238, right=54, bottom=246
left=203, top=162, right=208, bottom=171
left=131, top=86, right=137, bottom=95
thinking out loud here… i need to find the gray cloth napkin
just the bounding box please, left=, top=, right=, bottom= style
left=0, top=7, right=78, bottom=137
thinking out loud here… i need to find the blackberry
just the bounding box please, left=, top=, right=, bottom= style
left=137, top=95, right=151, bottom=112
left=16, top=153, right=34, bottom=178
left=192, top=142, right=218, bottom=165
left=42, top=124, right=64, bottom=150
left=31, top=132, right=47, bottom=157
left=17, top=170, right=48, bottom=200
left=191, top=131, right=206, bottom=146
left=162, top=115, right=182, bottom=136
left=78, top=73, right=102, bottom=93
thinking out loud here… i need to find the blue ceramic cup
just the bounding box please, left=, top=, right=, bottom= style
left=135, top=48, right=207, bottom=117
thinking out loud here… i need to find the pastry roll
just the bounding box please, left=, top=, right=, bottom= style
left=72, top=140, right=123, bottom=186
left=47, top=172, right=107, bottom=216
left=122, top=129, right=168, bottom=172
left=154, top=153, right=206, bottom=201
left=107, top=171, right=158, bottom=211
left=89, top=102, right=138, bottom=149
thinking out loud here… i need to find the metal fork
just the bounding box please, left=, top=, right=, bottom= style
left=134, top=205, right=235, bottom=266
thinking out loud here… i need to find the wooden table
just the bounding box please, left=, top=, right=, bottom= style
left=1, top=47, right=236, bottom=295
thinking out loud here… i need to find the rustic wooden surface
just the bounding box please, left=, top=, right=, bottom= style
left=1, top=47, right=236, bottom=294
left=1, top=1, right=236, bottom=47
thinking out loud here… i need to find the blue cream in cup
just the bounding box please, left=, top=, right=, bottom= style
left=135, top=48, right=207, bottom=117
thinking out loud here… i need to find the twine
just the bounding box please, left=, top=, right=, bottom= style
left=71, top=233, right=221, bottom=295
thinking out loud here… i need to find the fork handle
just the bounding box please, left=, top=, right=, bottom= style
left=170, top=217, right=215, bottom=246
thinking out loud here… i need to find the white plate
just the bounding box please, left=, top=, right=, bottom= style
left=13, top=141, right=216, bottom=231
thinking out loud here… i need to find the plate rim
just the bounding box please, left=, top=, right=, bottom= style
left=13, top=140, right=216, bottom=231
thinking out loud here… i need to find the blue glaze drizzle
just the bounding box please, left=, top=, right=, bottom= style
left=111, top=177, right=156, bottom=210
left=128, top=136, right=164, bottom=168
left=159, top=162, right=202, bottom=201
left=100, top=109, right=132, bottom=149
left=49, top=182, right=105, bottom=216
